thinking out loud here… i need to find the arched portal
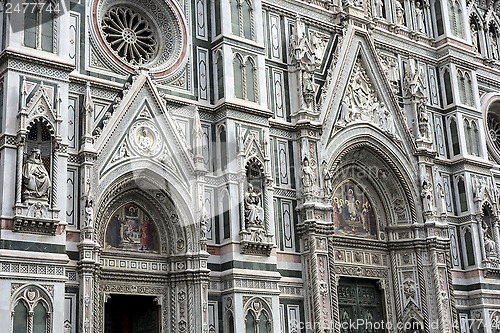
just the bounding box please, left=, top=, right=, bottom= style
left=89, top=170, right=206, bottom=332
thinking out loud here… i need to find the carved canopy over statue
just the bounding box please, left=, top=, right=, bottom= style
left=23, top=149, right=51, bottom=199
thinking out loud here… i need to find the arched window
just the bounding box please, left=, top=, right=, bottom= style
left=11, top=286, right=52, bottom=333
left=245, top=59, right=256, bottom=102
left=448, top=0, right=463, bottom=38
left=457, top=177, right=467, bottom=212
left=443, top=68, right=453, bottom=105
left=228, top=312, right=235, bottom=333
left=258, top=312, right=269, bottom=333
left=231, top=0, right=254, bottom=40
left=242, top=0, right=252, bottom=39
left=222, top=190, right=230, bottom=239
left=233, top=56, right=244, bottom=99
left=464, top=72, right=473, bottom=107
left=216, top=52, right=224, bottom=100
left=464, top=119, right=472, bottom=154
left=450, top=118, right=460, bottom=155
left=24, top=0, right=55, bottom=52
left=471, top=121, right=479, bottom=156
left=245, top=312, right=256, bottom=333
left=33, top=302, right=47, bottom=333
left=233, top=54, right=258, bottom=102
left=219, top=125, right=227, bottom=170
left=13, top=301, right=28, bottom=333
left=457, top=70, right=466, bottom=104
left=434, top=0, right=444, bottom=36
left=464, top=227, right=475, bottom=266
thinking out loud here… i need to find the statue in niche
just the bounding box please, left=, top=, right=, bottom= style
left=244, top=184, right=264, bottom=226
left=403, top=58, right=426, bottom=98
left=490, top=31, right=500, bottom=60
left=415, top=3, right=425, bottom=33
left=374, top=0, right=384, bottom=18
left=200, top=201, right=209, bottom=240
left=417, top=98, right=431, bottom=140
left=471, top=23, right=479, bottom=52
left=321, top=161, right=333, bottom=197
left=483, top=222, right=497, bottom=257
left=421, top=181, right=434, bottom=214
left=84, top=198, right=93, bottom=227
left=395, top=0, right=405, bottom=26
left=301, top=157, right=315, bottom=190
left=23, top=149, right=51, bottom=199
left=437, top=183, right=447, bottom=215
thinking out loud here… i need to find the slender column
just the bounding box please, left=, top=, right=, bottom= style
left=493, top=219, right=500, bottom=257
left=51, top=148, right=58, bottom=208
left=16, top=140, right=24, bottom=204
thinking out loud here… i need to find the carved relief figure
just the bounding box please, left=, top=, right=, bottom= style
left=245, top=184, right=264, bottom=226
left=85, top=198, right=93, bottom=227
left=138, top=128, right=152, bottom=152
left=23, top=149, right=51, bottom=199
left=437, top=183, right=447, bottom=215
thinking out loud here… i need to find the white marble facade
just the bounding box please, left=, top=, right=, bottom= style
left=1, top=0, right=500, bottom=332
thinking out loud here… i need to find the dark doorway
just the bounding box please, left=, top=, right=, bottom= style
left=337, top=277, right=385, bottom=333
left=105, top=294, right=159, bottom=333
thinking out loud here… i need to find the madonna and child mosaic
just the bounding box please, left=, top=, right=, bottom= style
left=105, top=203, right=159, bottom=252
left=332, top=180, right=377, bottom=237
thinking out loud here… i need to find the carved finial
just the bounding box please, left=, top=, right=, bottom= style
left=192, top=107, right=205, bottom=169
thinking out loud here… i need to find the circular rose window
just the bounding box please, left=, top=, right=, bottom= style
left=487, top=101, right=500, bottom=152
left=93, top=0, right=187, bottom=78
left=101, top=7, right=158, bottom=66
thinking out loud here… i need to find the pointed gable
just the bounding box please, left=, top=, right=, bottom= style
left=95, top=74, right=195, bottom=191
left=321, top=30, right=414, bottom=153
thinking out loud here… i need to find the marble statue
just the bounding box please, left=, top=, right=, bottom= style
left=471, top=23, right=479, bottom=52
left=23, top=149, right=51, bottom=199
left=200, top=200, right=209, bottom=240
left=321, top=161, right=333, bottom=196
left=483, top=222, right=497, bottom=257
left=437, top=183, right=447, bottom=215
left=374, top=0, right=384, bottom=18
left=395, top=0, right=405, bottom=26
left=490, top=31, right=499, bottom=60
left=421, top=181, right=434, bottom=213
left=415, top=3, right=425, bottom=33
left=245, top=184, right=264, bottom=226
left=301, top=157, right=315, bottom=189
left=85, top=198, right=93, bottom=227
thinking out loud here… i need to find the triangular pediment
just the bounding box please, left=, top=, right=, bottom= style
left=321, top=31, right=414, bottom=153
left=25, top=84, right=58, bottom=131
left=95, top=74, right=194, bottom=191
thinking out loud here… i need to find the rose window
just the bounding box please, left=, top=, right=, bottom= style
left=101, top=6, right=158, bottom=66
left=488, top=114, right=500, bottom=150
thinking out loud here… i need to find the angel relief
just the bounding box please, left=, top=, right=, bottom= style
left=332, top=180, right=377, bottom=237
left=105, top=203, right=159, bottom=252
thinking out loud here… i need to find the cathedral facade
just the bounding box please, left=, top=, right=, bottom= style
left=2, top=0, right=500, bottom=332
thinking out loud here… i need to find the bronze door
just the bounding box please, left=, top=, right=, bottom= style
left=337, top=278, right=385, bottom=333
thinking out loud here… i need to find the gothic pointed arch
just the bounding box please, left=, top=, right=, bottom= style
left=320, top=30, right=415, bottom=157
